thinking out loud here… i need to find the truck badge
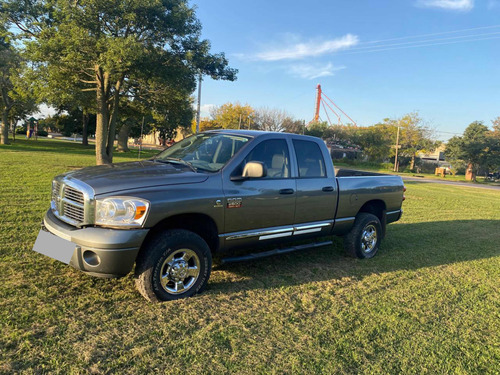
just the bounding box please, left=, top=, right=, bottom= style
left=227, top=198, right=242, bottom=208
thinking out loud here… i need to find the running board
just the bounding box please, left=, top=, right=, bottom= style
left=220, top=240, right=333, bottom=264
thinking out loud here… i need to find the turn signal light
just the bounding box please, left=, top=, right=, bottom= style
left=402, top=186, right=406, bottom=201
left=135, top=206, right=147, bottom=220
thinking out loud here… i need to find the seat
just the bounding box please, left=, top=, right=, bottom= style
left=267, top=153, right=289, bottom=178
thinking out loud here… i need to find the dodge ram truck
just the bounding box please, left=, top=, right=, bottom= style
left=33, top=130, right=405, bottom=302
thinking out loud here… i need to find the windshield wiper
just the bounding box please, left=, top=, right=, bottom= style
left=154, top=157, right=197, bottom=172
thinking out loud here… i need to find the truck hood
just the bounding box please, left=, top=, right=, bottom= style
left=64, top=160, right=209, bottom=195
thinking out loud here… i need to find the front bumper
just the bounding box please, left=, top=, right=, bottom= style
left=41, top=209, right=149, bottom=277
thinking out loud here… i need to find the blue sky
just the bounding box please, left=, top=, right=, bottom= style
left=193, top=0, right=500, bottom=140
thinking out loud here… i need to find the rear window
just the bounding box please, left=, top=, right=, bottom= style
left=293, top=140, right=326, bottom=178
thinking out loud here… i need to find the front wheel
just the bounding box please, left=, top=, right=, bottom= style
left=135, top=229, right=212, bottom=302
left=343, top=213, right=382, bottom=259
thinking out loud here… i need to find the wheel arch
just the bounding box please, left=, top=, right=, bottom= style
left=357, top=199, right=386, bottom=237
left=139, top=213, right=220, bottom=257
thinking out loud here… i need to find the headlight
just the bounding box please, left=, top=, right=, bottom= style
left=95, top=197, right=150, bottom=228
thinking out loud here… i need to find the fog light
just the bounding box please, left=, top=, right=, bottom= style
left=83, top=250, right=101, bottom=267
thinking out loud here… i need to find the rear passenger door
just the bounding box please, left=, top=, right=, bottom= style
left=292, top=138, right=338, bottom=231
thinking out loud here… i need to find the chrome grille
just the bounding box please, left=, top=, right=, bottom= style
left=64, top=186, right=84, bottom=205
left=52, top=181, right=61, bottom=202
left=51, top=178, right=93, bottom=227
left=62, top=202, right=85, bottom=222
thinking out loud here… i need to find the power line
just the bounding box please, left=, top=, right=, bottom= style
left=337, top=35, right=500, bottom=56
left=349, top=31, right=500, bottom=52
left=360, top=24, right=500, bottom=45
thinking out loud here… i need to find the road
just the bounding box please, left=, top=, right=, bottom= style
left=402, top=176, right=500, bottom=191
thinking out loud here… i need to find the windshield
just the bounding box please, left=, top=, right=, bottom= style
left=154, top=133, right=250, bottom=172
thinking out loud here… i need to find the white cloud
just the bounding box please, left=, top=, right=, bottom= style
left=416, top=0, right=474, bottom=11
left=200, top=104, right=215, bottom=117
left=288, top=63, right=345, bottom=80
left=254, top=34, right=359, bottom=61
left=192, top=103, right=215, bottom=118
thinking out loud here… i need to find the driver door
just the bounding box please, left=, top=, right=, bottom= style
left=222, top=138, right=296, bottom=247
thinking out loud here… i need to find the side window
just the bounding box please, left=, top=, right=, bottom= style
left=241, top=139, right=290, bottom=178
left=293, top=140, right=326, bottom=178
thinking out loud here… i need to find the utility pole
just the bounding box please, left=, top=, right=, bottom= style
left=239, top=114, right=242, bottom=129
left=195, top=73, right=202, bottom=133
left=394, top=126, right=400, bottom=172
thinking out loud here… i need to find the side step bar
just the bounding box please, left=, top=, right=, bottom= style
left=220, top=240, right=333, bottom=264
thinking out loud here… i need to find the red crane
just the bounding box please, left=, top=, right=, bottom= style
left=311, top=84, right=357, bottom=126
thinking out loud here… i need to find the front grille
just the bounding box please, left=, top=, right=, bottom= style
left=64, top=186, right=84, bottom=205
left=63, top=202, right=85, bottom=222
left=51, top=179, right=91, bottom=226
left=52, top=181, right=61, bottom=202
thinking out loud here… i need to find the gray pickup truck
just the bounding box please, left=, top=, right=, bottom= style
left=34, top=130, right=405, bottom=301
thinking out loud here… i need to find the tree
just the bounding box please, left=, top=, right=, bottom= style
left=210, top=102, right=254, bottom=129
left=191, top=117, right=217, bottom=133
left=446, top=121, right=492, bottom=181
left=282, top=118, right=305, bottom=134
left=4, top=0, right=236, bottom=164
left=253, top=107, right=291, bottom=132
left=353, top=124, right=394, bottom=161
left=305, top=121, right=328, bottom=138
left=381, top=113, right=439, bottom=171
left=0, top=25, right=19, bottom=144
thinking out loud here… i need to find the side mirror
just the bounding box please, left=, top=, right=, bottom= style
left=231, top=161, right=267, bottom=181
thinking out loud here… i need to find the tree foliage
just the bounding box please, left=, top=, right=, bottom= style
left=0, top=23, right=38, bottom=144
left=210, top=102, right=254, bottom=129
left=445, top=121, right=500, bottom=179
left=3, top=0, right=237, bottom=163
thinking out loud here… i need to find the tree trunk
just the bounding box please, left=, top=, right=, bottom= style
left=82, top=110, right=89, bottom=146
left=105, top=77, right=124, bottom=159
left=410, top=154, right=415, bottom=171
left=116, top=123, right=131, bottom=152
left=95, top=67, right=111, bottom=165
left=1, top=110, right=9, bottom=145
left=11, top=120, right=16, bottom=142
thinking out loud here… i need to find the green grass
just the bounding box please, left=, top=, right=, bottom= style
left=334, top=160, right=500, bottom=185
left=1, top=139, right=499, bottom=374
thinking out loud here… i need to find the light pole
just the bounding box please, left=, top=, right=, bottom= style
left=195, top=73, right=202, bottom=133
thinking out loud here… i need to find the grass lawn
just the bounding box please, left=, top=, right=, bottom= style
left=1, top=139, right=499, bottom=374
left=334, top=161, right=499, bottom=185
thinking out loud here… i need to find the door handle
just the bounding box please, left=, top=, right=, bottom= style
left=279, top=188, right=295, bottom=195
left=322, top=186, right=334, bottom=192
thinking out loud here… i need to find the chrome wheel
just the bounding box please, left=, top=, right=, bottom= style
left=361, top=224, right=377, bottom=253
left=159, top=249, right=201, bottom=295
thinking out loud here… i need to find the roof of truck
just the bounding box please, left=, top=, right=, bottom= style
left=205, top=129, right=274, bottom=137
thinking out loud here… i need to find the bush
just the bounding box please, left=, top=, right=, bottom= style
left=37, top=130, right=48, bottom=137
left=16, top=128, right=27, bottom=135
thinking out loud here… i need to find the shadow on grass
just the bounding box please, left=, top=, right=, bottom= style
left=207, top=219, right=500, bottom=294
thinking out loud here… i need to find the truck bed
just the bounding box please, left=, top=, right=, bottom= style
left=335, top=168, right=387, bottom=177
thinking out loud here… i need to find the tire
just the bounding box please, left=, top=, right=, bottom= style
left=343, top=213, right=382, bottom=259
left=135, top=229, right=212, bottom=302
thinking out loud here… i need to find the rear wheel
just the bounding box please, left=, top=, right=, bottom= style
left=343, top=213, right=382, bottom=259
left=135, top=229, right=212, bottom=302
